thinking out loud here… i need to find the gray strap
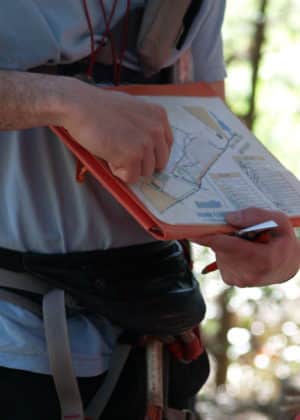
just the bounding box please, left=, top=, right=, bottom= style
left=85, top=343, right=131, bottom=420
left=43, top=289, right=84, bottom=420
left=0, top=268, right=129, bottom=419
left=0, top=267, right=51, bottom=295
left=0, top=288, right=42, bottom=317
left=0, top=267, right=81, bottom=313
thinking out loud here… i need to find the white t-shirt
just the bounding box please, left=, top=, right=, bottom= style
left=0, top=0, right=226, bottom=376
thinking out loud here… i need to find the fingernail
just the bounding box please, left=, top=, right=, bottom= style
left=113, top=169, right=128, bottom=182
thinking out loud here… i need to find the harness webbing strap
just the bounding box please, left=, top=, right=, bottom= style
left=43, top=289, right=84, bottom=420
left=0, top=268, right=132, bottom=419
left=85, top=343, right=131, bottom=420
left=0, top=288, right=42, bottom=317
left=0, top=267, right=81, bottom=314
left=0, top=268, right=50, bottom=294
left=0, top=259, right=202, bottom=419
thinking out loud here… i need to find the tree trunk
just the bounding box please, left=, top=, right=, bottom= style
left=214, top=288, right=234, bottom=386
left=243, top=0, right=269, bottom=129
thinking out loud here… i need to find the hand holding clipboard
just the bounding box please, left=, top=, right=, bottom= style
left=195, top=208, right=300, bottom=287
left=201, top=220, right=278, bottom=274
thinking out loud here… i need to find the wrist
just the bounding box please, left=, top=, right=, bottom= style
left=0, top=71, right=87, bottom=131
left=44, top=75, right=85, bottom=127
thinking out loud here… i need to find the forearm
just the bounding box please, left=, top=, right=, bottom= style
left=0, top=69, right=175, bottom=183
left=0, top=70, right=75, bottom=130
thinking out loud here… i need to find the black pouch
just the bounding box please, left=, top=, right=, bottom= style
left=0, top=241, right=206, bottom=336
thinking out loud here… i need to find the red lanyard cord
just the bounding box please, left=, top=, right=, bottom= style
left=119, top=0, right=131, bottom=80
left=81, top=0, right=96, bottom=77
left=98, top=0, right=120, bottom=83
left=82, top=0, right=131, bottom=85
left=98, top=0, right=131, bottom=85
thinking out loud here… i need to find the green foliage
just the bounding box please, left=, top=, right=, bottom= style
left=224, top=0, right=300, bottom=177
left=195, top=1, right=300, bottom=417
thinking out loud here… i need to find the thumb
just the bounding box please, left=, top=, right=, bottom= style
left=225, top=207, right=278, bottom=228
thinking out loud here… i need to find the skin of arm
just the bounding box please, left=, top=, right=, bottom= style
left=0, top=70, right=70, bottom=130
left=0, top=69, right=224, bottom=183
left=0, top=70, right=173, bottom=183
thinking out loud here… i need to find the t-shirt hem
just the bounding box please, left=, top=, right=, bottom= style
left=194, top=65, right=227, bottom=83
left=0, top=353, right=110, bottom=377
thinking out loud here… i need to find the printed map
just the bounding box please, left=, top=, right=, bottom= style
left=137, top=106, right=233, bottom=212
left=129, top=96, right=300, bottom=225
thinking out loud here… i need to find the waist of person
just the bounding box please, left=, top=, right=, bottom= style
left=28, top=58, right=172, bottom=85
left=0, top=240, right=206, bottom=336
left=0, top=240, right=188, bottom=305
left=0, top=240, right=182, bottom=276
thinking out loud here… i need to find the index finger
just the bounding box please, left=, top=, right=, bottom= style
left=193, top=233, right=268, bottom=254
left=164, top=119, right=173, bottom=150
left=226, top=208, right=292, bottom=234
left=159, top=107, right=173, bottom=150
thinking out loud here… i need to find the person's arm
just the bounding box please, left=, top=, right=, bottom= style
left=0, top=70, right=173, bottom=183
left=0, top=70, right=69, bottom=130
left=192, top=207, right=300, bottom=287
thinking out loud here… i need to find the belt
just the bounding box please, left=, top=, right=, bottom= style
left=0, top=240, right=177, bottom=274
left=29, top=59, right=172, bottom=85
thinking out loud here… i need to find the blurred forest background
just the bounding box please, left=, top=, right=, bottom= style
left=194, top=1, right=300, bottom=419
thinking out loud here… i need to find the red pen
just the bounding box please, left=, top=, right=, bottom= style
left=201, top=220, right=278, bottom=275
left=202, top=261, right=218, bottom=274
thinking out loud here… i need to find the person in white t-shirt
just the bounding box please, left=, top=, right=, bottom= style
left=0, top=1, right=226, bottom=419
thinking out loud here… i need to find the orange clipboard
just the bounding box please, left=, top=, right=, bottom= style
left=50, top=82, right=300, bottom=240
